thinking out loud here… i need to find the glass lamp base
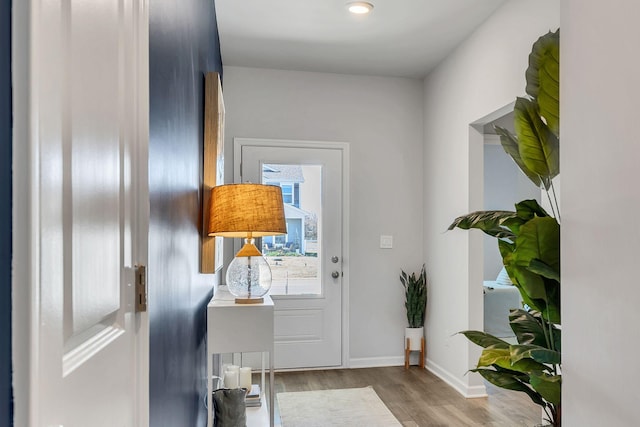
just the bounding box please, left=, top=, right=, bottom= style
left=226, top=238, right=273, bottom=302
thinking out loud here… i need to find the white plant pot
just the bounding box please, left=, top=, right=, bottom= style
left=404, top=326, right=424, bottom=351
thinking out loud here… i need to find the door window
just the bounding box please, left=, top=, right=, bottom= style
left=262, top=164, right=322, bottom=296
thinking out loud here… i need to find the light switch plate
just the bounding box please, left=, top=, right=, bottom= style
left=380, top=235, right=393, bottom=249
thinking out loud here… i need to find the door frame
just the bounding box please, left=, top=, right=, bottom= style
left=233, top=137, right=351, bottom=369
left=463, top=102, right=516, bottom=397
left=11, top=0, right=150, bottom=424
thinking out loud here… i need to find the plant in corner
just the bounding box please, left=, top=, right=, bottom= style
left=448, top=30, right=561, bottom=427
left=400, top=264, right=427, bottom=365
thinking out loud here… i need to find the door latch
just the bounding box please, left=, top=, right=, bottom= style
left=135, top=265, right=147, bottom=312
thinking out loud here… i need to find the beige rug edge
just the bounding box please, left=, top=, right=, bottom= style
left=277, top=386, right=402, bottom=427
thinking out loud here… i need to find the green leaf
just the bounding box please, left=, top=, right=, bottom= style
left=510, top=217, right=561, bottom=323
left=498, top=239, right=515, bottom=260
left=514, top=199, right=550, bottom=220
left=448, top=210, right=518, bottom=239
left=459, top=331, right=509, bottom=349
left=530, top=373, right=562, bottom=405
left=528, top=258, right=560, bottom=282
left=495, top=126, right=543, bottom=188
left=512, top=267, right=546, bottom=301
left=477, top=347, right=510, bottom=367
left=520, top=309, right=561, bottom=351
left=477, top=347, right=546, bottom=373
left=502, top=252, right=541, bottom=313
left=514, top=97, right=559, bottom=188
left=501, top=217, right=526, bottom=236
left=508, top=309, right=547, bottom=347
left=510, top=344, right=561, bottom=365
left=541, top=282, right=561, bottom=325
left=526, top=29, right=560, bottom=137
left=470, top=368, right=545, bottom=407
left=515, top=218, right=560, bottom=284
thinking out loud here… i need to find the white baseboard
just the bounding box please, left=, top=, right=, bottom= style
left=342, top=356, right=486, bottom=399
left=349, top=356, right=405, bottom=368
left=426, top=358, right=487, bottom=398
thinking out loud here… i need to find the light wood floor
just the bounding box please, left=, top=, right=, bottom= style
left=272, top=366, right=541, bottom=427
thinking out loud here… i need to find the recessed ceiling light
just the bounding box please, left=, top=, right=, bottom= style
left=347, top=2, right=374, bottom=15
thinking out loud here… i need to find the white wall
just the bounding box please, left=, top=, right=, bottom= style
left=422, top=0, right=559, bottom=396
left=562, top=2, right=640, bottom=424
left=222, top=66, right=425, bottom=365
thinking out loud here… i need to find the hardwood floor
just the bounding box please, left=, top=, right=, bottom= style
left=272, top=366, right=542, bottom=426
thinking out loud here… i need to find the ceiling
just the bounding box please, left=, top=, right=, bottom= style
left=214, top=0, right=507, bottom=79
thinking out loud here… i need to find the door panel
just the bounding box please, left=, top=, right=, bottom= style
left=32, top=0, right=146, bottom=425
left=68, top=115, right=121, bottom=337
left=239, top=141, right=344, bottom=369
left=274, top=309, right=324, bottom=341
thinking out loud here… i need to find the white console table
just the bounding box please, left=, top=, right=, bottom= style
left=207, top=288, right=275, bottom=427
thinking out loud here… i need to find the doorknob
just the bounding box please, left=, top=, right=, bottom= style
left=331, top=256, right=339, bottom=263
left=331, top=271, right=340, bottom=279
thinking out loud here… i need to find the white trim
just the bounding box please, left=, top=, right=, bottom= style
left=234, top=137, right=351, bottom=154
left=234, top=137, right=351, bottom=369
left=12, top=0, right=38, bottom=425
left=483, top=134, right=502, bottom=145
left=340, top=142, right=350, bottom=368
left=134, top=0, right=150, bottom=426
left=467, top=123, right=486, bottom=388
left=348, top=356, right=404, bottom=369
left=469, top=101, right=516, bottom=129
left=426, top=359, right=488, bottom=398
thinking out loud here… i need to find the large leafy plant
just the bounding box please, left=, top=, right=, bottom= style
left=448, top=30, right=561, bottom=427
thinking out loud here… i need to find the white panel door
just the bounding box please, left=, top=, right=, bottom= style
left=238, top=139, right=347, bottom=369
left=29, top=0, right=148, bottom=425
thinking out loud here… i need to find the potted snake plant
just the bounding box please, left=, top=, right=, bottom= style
left=400, top=264, right=427, bottom=351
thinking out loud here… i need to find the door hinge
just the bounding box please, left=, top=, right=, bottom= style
left=135, top=265, right=147, bottom=312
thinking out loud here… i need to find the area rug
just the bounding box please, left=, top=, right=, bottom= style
left=276, top=386, right=402, bottom=427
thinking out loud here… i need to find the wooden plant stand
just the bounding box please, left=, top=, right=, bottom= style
left=404, top=337, right=425, bottom=369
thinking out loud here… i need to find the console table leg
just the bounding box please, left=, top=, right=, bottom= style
left=207, top=353, right=213, bottom=427
left=269, top=352, right=274, bottom=427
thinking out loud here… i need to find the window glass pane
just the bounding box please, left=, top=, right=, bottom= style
left=262, top=164, right=322, bottom=296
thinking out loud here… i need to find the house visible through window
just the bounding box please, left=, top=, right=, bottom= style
left=281, top=184, right=293, bottom=205
left=261, top=163, right=322, bottom=295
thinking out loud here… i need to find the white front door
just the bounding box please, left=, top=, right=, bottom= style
left=237, top=139, right=348, bottom=369
left=22, top=1, right=148, bottom=425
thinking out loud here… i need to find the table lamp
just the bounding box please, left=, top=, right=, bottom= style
left=208, top=183, right=287, bottom=303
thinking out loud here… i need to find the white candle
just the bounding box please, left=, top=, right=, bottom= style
left=239, top=367, right=252, bottom=390
left=224, top=369, right=239, bottom=388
